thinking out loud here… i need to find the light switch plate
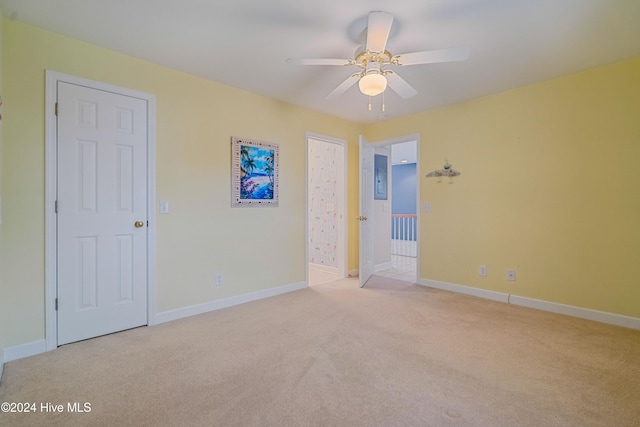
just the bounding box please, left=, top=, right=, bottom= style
left=160, top=200, right=170, bottom=214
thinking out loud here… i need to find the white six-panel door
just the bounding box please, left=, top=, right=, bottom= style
left=56, top=81, right=148, bottom=345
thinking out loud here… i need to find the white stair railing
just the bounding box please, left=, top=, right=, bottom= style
left=391, top=214, right=417, bottom=257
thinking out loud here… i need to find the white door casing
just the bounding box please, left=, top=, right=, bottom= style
left=359, top=135, right=375, bottom=287
left=360, top=134, right=421, bottom=286
left=45, top=71, right=156, bottom=349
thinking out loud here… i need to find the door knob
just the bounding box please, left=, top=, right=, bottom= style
left=134, top=220, right=145, bottom=228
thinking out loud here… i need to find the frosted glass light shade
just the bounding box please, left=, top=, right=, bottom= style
left=359, top=73, right=387, bottom=96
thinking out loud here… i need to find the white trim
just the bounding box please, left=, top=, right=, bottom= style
left=509, top=295, right=640, bottom=330
left=309, top=263, right=339, bottom=274
left=419, top=278, right=640, bottom=330
left=0, top=353, right=3, bottom=381
left=3, top=340, right=47, bottom=363
left=419, top=278, right=510, bottom=303
left=415, top=138, right=421, bottom=281
left=146, top=91, right=158, bottom=326
left=45, top=71, right=58, bottom=351
left=45, top=70, right=157, bottom=350
left=155, top=281, right=307, bottom=324
left=349, top=269, right=359, bottom=277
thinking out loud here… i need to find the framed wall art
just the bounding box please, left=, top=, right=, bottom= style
left=231, top=136, right=279, bottom=207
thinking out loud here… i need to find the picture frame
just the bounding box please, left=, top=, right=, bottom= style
left=231, top=136, right=279, bottom=207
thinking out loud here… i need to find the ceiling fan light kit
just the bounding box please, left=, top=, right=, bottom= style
left=359, top=68, right=387, bottom=96
left=287, top=11, right=469, bottom=112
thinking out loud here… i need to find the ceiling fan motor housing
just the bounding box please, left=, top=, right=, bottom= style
left=355, top=49, right=393, bottom=68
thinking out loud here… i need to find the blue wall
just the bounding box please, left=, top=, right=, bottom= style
left=392, top=163, right=416, bottom=214
left=391, top=163, right=417, bottom=241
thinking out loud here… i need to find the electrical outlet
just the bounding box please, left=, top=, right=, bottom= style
left=479, top=265, right=487, bottom=277
left=506, top=269, right=516, bottom=281
left=215, top=273, right=223, bottom=286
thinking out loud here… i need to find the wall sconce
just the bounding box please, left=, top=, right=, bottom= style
left=426, top=159, right=460, bottom=183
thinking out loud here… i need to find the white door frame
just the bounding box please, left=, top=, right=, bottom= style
left=305, top=132, right=348, bottom=282
left=360, top=133, right=421, bottom=282
left=44, top=70, right=157, bottom=350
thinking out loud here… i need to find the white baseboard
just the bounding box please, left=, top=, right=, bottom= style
left=419, top=278, right=640, bottom=330
left=3, top=339, right=47, bottom=363
left=374, top=261, right=393, bottom=272
left=155, top=281, right=307, bottom=324
left=509, top=295, right=640, bottom=330
left=348, top=269, right=359, bottom=277
left=309, top=263, right=338, bottom=274
left=419, top=279, right=509, bottom=303
left=0, top=352, right=4, bottom=382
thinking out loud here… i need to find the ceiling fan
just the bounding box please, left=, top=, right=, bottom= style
left=287, top=11, right=469, bottom=101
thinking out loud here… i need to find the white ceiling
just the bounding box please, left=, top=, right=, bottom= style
left=1, top=0, right=639, bottom=124
left=391, top=141, right=417, bottom=165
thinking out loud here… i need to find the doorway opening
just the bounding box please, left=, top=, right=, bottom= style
left=45, top=71, right=157, bottom=350
left=306, top=133, right=347, bottom=286
left=363, top=135, right=419, bottom=284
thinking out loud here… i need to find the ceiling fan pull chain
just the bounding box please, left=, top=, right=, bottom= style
left=368, top=96, right=372, bottom=111
left=382, top=91, right=385, bottom=112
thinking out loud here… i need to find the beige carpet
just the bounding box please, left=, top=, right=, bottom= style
left=1, top=276, right=639, bottom=426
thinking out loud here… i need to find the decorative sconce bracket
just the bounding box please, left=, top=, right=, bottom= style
left=426, top=159, right=461, bottom=183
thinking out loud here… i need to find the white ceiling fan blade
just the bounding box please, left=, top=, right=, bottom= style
left=385, top=71, right=417, bottom=99
left=325, top=73, right=361, bottom=100
left=366, top=11, right=394, bottom=52
left=394, top=46, right=470, bottom=66
left=286, top=58, right=352, bottom=66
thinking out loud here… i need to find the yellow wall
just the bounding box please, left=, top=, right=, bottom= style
left=367, top=57, right=640, bottom=318
left=1, top=16, right=639, bottom=354
left=0, top=20, right=363, bottom=348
